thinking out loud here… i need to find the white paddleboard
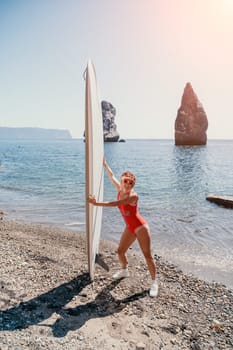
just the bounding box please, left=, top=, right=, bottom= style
left=85, top=60, right=104, bottom=280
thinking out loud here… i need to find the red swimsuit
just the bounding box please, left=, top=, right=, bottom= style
left=117, top=192, right=147, bottom=234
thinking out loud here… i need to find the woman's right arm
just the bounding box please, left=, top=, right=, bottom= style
left=103, top=158, right=121, bottom=190
left=88, top=193, right=137, bottom=207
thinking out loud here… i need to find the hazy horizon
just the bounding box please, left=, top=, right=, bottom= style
left=1, top=0, right=233, bottom=139
left=0, top=125, right=232, bottom=141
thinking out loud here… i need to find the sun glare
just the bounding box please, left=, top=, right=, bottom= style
left=223, top=0, right=233, bottom=9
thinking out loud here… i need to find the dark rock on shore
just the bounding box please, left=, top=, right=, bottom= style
left=206, top=194, right=233, bottom=209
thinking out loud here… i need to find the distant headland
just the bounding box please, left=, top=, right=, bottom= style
left=0, top=127, right=72, bottom=139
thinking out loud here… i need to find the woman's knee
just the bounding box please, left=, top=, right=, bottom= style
left=142, top=250, right=153, bottom=260
left=117, top=246, right=126, bottom=256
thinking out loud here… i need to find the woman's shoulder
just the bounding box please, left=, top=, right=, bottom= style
left=129, top=191, right=138, bottom=205
left=130, top=190, right=138, bottom=198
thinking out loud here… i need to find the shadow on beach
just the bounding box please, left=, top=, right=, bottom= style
left=0, top=273, right=148, bottom=337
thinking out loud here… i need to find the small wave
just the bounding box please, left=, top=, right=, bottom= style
left=0, top=184, right=25, bottom=193
left=0, top=184, right=35, bottom=195
left=65, top=222, right=85, bottom=227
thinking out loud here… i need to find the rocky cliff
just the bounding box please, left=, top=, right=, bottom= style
left=0, top=127, right=72, bottom=139
left=101, top=101, right=120, bottom=142
left=175, top=83, right=208, bottom=145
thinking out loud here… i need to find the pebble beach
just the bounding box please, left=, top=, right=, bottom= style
left=0, top=219, right=232, bottom=350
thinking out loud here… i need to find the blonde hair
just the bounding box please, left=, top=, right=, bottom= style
left=121, top=171, right=136, bottom=185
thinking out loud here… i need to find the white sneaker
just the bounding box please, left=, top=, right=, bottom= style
left=149, top=279, right=158, bottom=297
left=113, top=269, right=129, bottom=279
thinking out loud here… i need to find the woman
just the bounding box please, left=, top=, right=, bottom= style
left=88, top=159, right=158, bottom=298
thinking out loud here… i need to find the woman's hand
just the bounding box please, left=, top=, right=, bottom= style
left=103, top=157, right=121, bottom=190
left=103, top=157, right=112, bottom=175
left=103, top=157, right=107, bottom=168
left=88, top=195, right=97, bottom=205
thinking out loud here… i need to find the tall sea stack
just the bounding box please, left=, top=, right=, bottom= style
left=175, top=83, right=208, bottom=146
left=101, top=101, right=120, bottom=142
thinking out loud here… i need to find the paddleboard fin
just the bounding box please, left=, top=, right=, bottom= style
left=95, top=254, right=109, bottom=271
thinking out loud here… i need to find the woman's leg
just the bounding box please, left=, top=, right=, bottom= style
left=136, top=226, right=157, bottom=280
left=117, top=227, right=137, bottom=269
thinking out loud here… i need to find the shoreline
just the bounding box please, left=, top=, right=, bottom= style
left=5, top=211, right=233, bottom=291
left=3, top=204, right=233, bottom=290
left=0, top=219, right=233, bottom=349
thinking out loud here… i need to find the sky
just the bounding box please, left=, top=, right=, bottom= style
left=0, top=0, right=233, bottom=139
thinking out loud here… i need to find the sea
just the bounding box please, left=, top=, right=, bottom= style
left=0, top=139, right=232, bottom=289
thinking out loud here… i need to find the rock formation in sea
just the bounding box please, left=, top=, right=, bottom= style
left=175, top=82, right=208, bottom=145
left=101, top=101, right=120, bottom=142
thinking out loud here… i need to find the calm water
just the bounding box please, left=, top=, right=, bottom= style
left=0, top=139, right=232, bottom=288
